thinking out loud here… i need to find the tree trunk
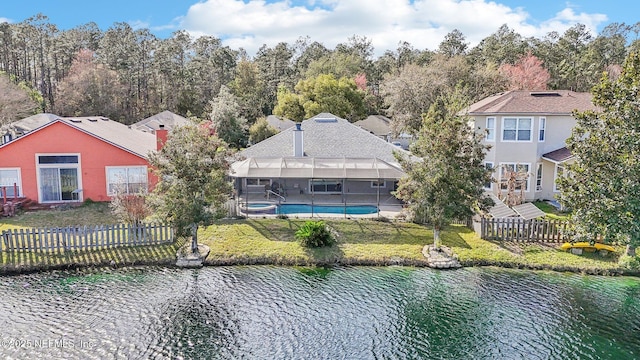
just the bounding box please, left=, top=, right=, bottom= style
left=191, top=223, right=199, bottom=254
left=433, top=225, right=441, bottom=250
left=626, top=244, right=636, bottom=257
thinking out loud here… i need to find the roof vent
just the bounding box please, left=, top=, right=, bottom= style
left=88, top=118, right=98, bottom=122
left=530, top=92, right=561, bottom=97
left=100, top=117, right=109, bottom=121
left=69, top=119, right=82, bottom=123
left=315, top=117, right=338, bottom=123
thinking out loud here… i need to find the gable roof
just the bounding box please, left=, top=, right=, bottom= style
left=265, top=115, right=296, bottom=131
left=240, top=113, right=409, bottom=165
left=354, top=115, right=391, bottom=137
left=132, top=110, right=190, bottom=132
left=466, top=90, right=596, bottom=115
left=2, top=115, right=156, bottom=159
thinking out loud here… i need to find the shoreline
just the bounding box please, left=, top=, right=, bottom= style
left=1, top=254, right=637, bottom=277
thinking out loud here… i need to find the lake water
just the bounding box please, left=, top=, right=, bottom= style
left=0, top=266, right=638, bottom=359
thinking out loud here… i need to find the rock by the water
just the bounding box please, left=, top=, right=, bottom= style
left=176, top=244, right=210, bottom=268
left=422, top=245, right=461, bottom=269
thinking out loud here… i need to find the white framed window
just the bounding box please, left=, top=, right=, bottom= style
left=554, top=164, right=565, bottom=192
left=536, top=163, right=543, bottom=192
left=246, top=178, right=271, bottom=186
left=502, top=117, right=532, bottom=141
left=0, top=168, right=22, bottom=197
left=106, top=166, right=148, bottom=195
left=309, top=179, right=342, bottom=193
left=483, top=162, right=494, bottom=190
left=485, top=117, right=495, bottom=141
left=499, top=163, right=530, bottom=192
left=538, top=117, right=546, bottom=142
left=371, top=180, right=386, bottom=188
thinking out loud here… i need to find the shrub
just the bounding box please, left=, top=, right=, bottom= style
left=295, top=220, right=335, bottom=248
left=619, top=255, right=640, bottom=270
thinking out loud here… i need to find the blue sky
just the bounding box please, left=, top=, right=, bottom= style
left=1, top=0, right=637, bottom=56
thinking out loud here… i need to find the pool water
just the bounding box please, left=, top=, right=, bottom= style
left=277, top=204, right=378, bottom=215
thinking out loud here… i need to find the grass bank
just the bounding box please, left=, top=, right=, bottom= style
left=200, top=218, right=632, bottom=275
left=0, top=203, right=635, bottom=276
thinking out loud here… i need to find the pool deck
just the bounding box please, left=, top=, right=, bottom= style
left=236, top=193, right=405, bottom=219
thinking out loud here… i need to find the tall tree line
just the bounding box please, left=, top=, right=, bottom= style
left=1, top=14, right=639, bottom=129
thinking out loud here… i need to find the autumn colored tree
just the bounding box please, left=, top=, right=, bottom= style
left=54, top=49, right=127, bottom=121
left=499, top=52, right=550, bottom=90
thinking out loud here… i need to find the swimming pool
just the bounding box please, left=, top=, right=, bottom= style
left=277, top=204, right=378, bottom=215
left=240, top=203, right=379, bottom=215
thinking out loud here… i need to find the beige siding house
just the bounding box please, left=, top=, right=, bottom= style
left=467, top=90, right=596, bottom=201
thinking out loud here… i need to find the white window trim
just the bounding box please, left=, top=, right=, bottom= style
left=554, top=164, right=565, bottom=192
left=535, top=163, right=543, bottom=192
left=106, top=166, right=149, bottom=196
left=35, top=153, right=82, bottom=203
left=244, top=178, right=272, bottom=187
left=501, top=117, right=533, bottom=142
left=485, top=117, right=496, bottom=142
left=538, top=117, right=546, bottom=142
left=0, top=167, right=23, bottom=197
left=483, top=162, right=494, bottom=190
left=308, top=179, right=342, bottom=194
left=499, top=162, right=531, bottom=192
left=371, top=180, right=386, bottom=189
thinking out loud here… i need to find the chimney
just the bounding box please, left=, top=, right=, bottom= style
left=156, top=124, right=168, bottom=150
left=293, top=123, right=304, bottom=157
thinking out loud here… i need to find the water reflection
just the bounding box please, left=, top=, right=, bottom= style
left=0, top=266, right=637, bottom=359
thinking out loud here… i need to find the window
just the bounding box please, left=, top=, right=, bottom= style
left=107, top=166, right=148, bottom=195
left=502, top=117, right=532, bottom=141
left=371, top=180, right=386, bottom=188
left=554, top=165, right=565, bottom=192
left=38, top=155, right=79, bottom=164
left=536, top=163, right=543, bottom=192
left=499, top=163, right=530, bottom=191
left=483, top=162, right=494, bottom=190
left=310, top=179, right=342, bottom=193
left=0, top=169, right=21, bottom=197
left=246, top=178, right=271, bottom=186
left=538, top=117, right=546, bottom=142
left=485, top=117, right=495, bottom=141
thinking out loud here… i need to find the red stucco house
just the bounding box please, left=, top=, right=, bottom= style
left=0, top=114, right=166, bottom=204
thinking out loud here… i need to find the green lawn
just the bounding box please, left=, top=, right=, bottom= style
left=200, top=218, right=627, bottom=273
left=0, top=203, right=633, bottom=274
left=532, top=200, right=570, bottom=220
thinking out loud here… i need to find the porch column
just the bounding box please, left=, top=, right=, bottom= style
left=343, top=178, right=346, bottom=219
left=311, top=178, right=314, bottom=218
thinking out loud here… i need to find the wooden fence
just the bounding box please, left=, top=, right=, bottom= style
left=0, top=223, right=174, bottom=253
left=480, top=217, right=571, bottom=242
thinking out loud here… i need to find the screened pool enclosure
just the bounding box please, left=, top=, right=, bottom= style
left=230, top=157, right=406, bottom=216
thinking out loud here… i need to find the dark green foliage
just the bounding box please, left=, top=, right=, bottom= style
left=295, top=221, right=335, bottom=248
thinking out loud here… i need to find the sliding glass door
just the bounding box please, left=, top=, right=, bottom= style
left=39, top=168, right=78, bottom=202
left=37, top=154, right=81, bottom=202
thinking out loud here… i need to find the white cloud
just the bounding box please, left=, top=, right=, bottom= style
left=0, top=17, right=12, bottom=24
left=177, top=0, right=609, bottom=57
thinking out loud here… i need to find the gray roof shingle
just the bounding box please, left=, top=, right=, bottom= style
left=240, top=113, right=408, bottom=165
left=354, top=115, right=391, bottom=137
left=132, top=110, right=190, bottom=132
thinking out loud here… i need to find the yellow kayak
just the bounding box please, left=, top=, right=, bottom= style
left=560, top=242, right=616, bottom=253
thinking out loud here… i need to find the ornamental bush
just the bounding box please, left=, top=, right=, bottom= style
left=295, top=220, right=335, bottom=248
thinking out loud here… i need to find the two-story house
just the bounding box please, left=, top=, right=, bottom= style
left=468, top=90, right=596, bottom=201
